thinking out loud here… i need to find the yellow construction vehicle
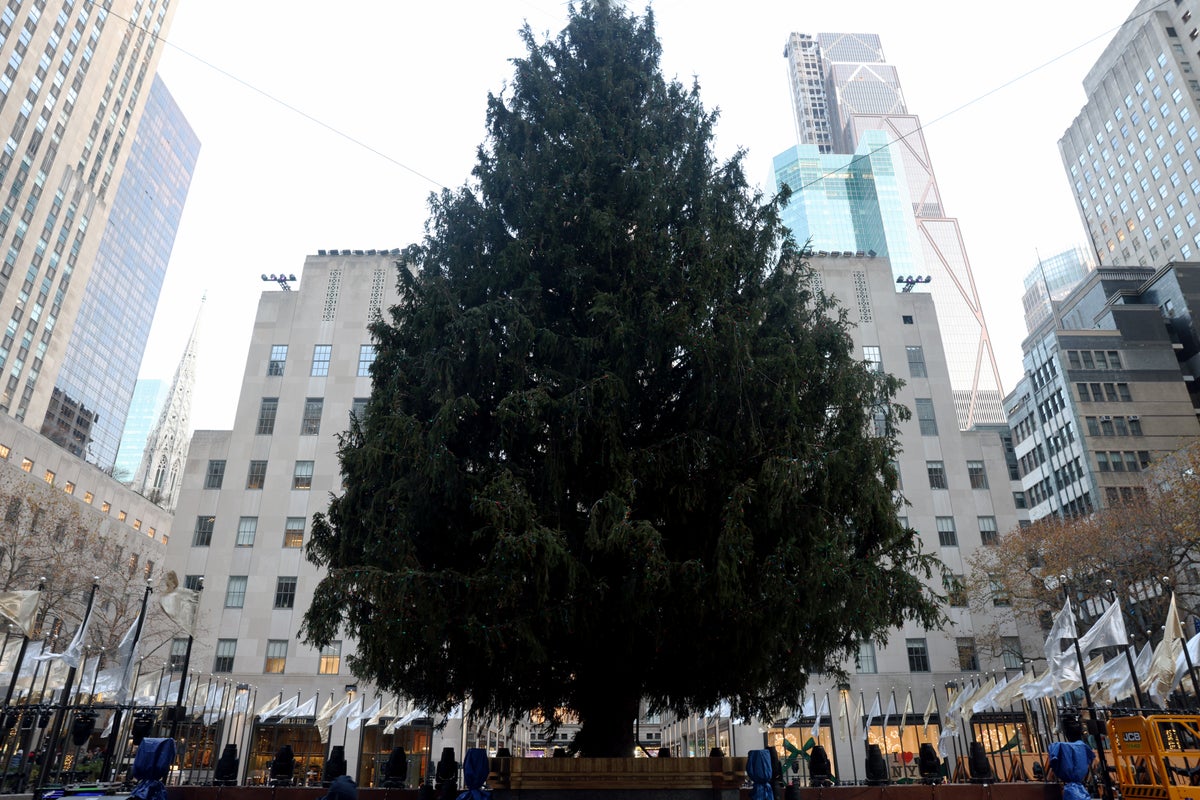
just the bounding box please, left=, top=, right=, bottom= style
left=1108, top=715, right=1200, bottom=800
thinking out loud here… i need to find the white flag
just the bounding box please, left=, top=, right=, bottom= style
left=262, top=694, right=298, bottom=721
left=862, top=693, right=880, bottom=740
left=35, top=599, right=95, bottom=669
left=158, top=571, right=200, bottom=636
left=809, top=695, right=829, bottom=741
left=1144, top=594, right=1184, bottom=701
left=1045, top=599, right=1079, bottom=694
left=333, top=695, right=363, bottom=725
left=898, top=691, right=913, bottom=740
left=973, top=676, right=1007, bottom=713
left=881, top=693, right=896, bottom=733
left=256, top=693, right=282, bottom=718
left=838, top=691, right=849, bottom=741
left=921, top=691, right=937, bottom=735
left=1078, top=599, right=1130, bottom=654
left=1022, top=669, right=1056, bottom=700
left=0, top=590, right=40, bottom=637
left=962, top=678, right=993, bottom=727
left=992, top=671, right=1034, bottom=708
left=1170, top=630, right=1200, bottom=694
left=1108, top=642, right=1153, bottom=704
left=285, top=694, right=317, bottom=719
left=113, top=616, right=142, bottom=704
left=349, top=697, right=382, bottom=731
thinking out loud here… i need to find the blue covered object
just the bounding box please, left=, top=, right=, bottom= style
left=321, top=775, right=358, bottom=800
left=1049, top=740, right=1094, bottom=800
left=130, top=738, right=176, bottom=800
left=456, top=748, right=491, bottom=800
left=747, top=749, right=774, bottom=800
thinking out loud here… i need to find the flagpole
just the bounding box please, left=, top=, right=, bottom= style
left=34, top=577, right=99, bottom=794
left=1062, top=579, right=1114, bottom=800
left=841, top=686, right=857, bottom=785
left=169, top=579, right=204, bottom=740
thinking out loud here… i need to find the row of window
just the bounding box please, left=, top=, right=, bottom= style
left=193, top=515, right=306, bottom=548
left=177, top=637, right=341, bottom=676
left=1084, top=415, right=1145, bottom=437
left=1066, top=349, right=1123, bottom=371
left=1104, top=486, right=1149, bottom=505
left=0, top=443, right=160, bottom=540
left=267, top=343, right=375, bottom=378
left=201, top=459, right=314, bottom=493
left=1096, top=450, right=1152, bottom=472
left=1077, top=382, right=1132, bottom=402
left=223, top=575, right=299, bottom=610
left=925, top=460, right=989, bottom=490
left=854, top=636, right=1024, bottom=674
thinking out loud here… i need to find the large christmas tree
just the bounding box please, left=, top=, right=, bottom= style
left=303, top=0, right=944, bottom=757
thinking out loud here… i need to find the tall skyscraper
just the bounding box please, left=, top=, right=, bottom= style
left=0, top=0, right=180, bottom=431
left=1060, top=0, right=1200, bottom=269
left=1020, top=246, right=1095, bottom=334
left=40, top=75, right=199, bottom=468
left=777, top=32, right=1006, bottom=429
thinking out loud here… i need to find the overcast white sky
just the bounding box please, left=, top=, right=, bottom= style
left=144, top=0, right=1136, bottom=431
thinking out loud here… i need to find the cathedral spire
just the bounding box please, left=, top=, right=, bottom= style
left=135, top=297, right=202, bottom=510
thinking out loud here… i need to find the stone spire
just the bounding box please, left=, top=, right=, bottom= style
left=135, top=297, right=202, bottom=510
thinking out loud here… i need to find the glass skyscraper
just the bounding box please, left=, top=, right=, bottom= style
left=40, top=76, right=199, bottom=469
left=778, top=32, right=1006, bottom=428
left=0, top=0, right=181, bottom=436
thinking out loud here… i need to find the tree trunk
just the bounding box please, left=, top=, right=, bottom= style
left=572, top=691, right=639, bottom=757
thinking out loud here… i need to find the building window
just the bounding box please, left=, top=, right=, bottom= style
left=351, top=397, right=368, bottom=422
left=0, top=444, right=8, bottom=459
left=247, top=460, right=268, bottom=489
left=214, top=639, right=236, bottom=673
left=906, top=346, right=927, bottom=378
left=83, top=492, right=93, bottom=504
left=184, top=575, right=204, bottom=591
left=43, top=470, right=54, bottom=485
left=292, top=461, right=314, bottom=490
left=311, top=345, right=332, bottom=377
left=101, top=502, right=111, bottom=514
left=204, top=460, right=226, bottom=489
left=947, top=575, right=968, bottom=607
left=274, top=577, right=297, bottom=609
left=284, top=517, right=305, bottom=548
left=20, top=458, right=32, bottom=472
left=256, top=397, right=278, bottom=435
left=967, top=460, right=988, bottom=489
left=1013, top=491, right=1027, bottom=509
left=264, top=640, right=288, bottom=673
left=169, top=638, right=188, bottom=672
left=927, top=461, right=947, bottom=489
left=1086, top=416, right=1100, bottom=435
left=862, top=345, right=882, bottom=372
left=902, top=315, right=914, bottom=324
left=358, top=344, right=376, bottom=377
left=906, top=638, right=931, bottom=672
left=915, top=398, right=938, bottom=435
left=1001, top=637, right=1024, bottom=670
left=990, top=575, right=1011, bottom=607
left=936, top=517, right=958, bottom=547
left=193, top=516, right=215, bottom=547
left=319, top=641, right=342, bottom=675
left=1077, top=383, right=1091, bottom=401
left=268, top=344, right=287, bottom=376
left=856, top=642, right=877, bottom=674
left=301, top=398, right=323, bottom=435
left=957, top=638, right=979, bottom=671
left=1097, top=452, right=1110, bottom=472
left=225, top=576, right=248, bottom=608
left=236, top=517, right=257, bottom=547
left=1117, top=383, right=1132, bottom=401
left=63, top=482, right=74, bottom=495
left=979, top=516, right=998, bottom=545
left=1130, top=417, right=1144, bottom=436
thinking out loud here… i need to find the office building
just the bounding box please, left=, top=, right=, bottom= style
left=678, top=252, right=1027, bottom=774
left=1006, top=262, right=1200, bottom=521
left=1060, top=0, right=1200, bottom=269
left=114, top=378, right=168, bottom=483
left=0, top=0, right=180, bottom=435
left=166, top=251, right=482, bottom=784
left=1021, top=247, right=1095, bottom=334
left=777, top=33, right=1006, bottom=429
left=40, top=75, right=199, bottom=469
